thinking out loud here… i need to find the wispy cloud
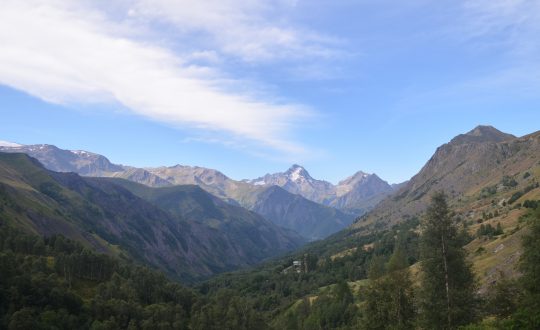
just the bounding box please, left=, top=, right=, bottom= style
left=0, top=0, right=341, bottom=157
left=461, top=0, right=540, bottom=53
left=126, top=0, right=344, bottom=63
left=387, top=0, right=540, bottom=115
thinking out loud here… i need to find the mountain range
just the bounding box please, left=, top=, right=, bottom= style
left=0, top=143, right=394, bottom=239
left=247, top=164, right=396, bottom=214
left=0, top=152, right=303, bottom=282
left=1, top=125, right=539, bottom=329
left=4, top=124, right=535, bottom=280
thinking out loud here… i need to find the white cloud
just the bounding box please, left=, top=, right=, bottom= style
left=126, top=0, right=343, bottom=62
left=461, top=0, right=540, bottom=51
left=0, top=0, right=321, bottom=156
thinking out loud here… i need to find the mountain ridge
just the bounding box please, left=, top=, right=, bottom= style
left=248, top=164, right=394, bottom=214
left=353, top=126, right=539, bottom=231
left=0, top=142, right=378, bottom=238
left=0, top=152, right=304, bottom=282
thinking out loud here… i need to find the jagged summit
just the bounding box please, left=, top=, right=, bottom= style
left=338, top=170, right=370, bottom=186
left=285, top=164, right=313, bottom=182
left=247, top=165, right=392, bottom=214
left=450, top=125, right=516, bottom=145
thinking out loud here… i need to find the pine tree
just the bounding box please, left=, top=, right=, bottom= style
left=511, top=209, right=540, bottom=327
left=362, top=248, right=415, bottom=330
left=418, top=192, right=476, bottom=329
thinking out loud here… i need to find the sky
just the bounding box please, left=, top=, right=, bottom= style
left=1, top=0, right=540, bottom=184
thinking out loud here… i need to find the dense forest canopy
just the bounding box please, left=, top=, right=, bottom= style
left=2, top=194, right=540, bottom=329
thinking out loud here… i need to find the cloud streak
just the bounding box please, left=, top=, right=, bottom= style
left=127, top=0, right=344, bottom=63
left=0, top=0, right=332, bottom=156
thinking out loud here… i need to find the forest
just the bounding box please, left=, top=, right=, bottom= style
left=1, top=193, right=540, bottom=329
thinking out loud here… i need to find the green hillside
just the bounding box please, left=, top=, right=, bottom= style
left=0, top=153, right=302, bottom=283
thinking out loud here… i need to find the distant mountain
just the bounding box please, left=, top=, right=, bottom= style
left=248, top=164, right=393, bottom=214
left=101, top=178, right=304, bottom=249
left=331, top=172, right=394, bottom=214
left=103, top=174, right=353, bottom=241
left=0, top=143, right=124, bottom=176
left=353, top=125, right=540, bottom=230
left=0, top=141, right=383, bottom=238
left=143, top=165, right=254, bottom=205
left=0, top=143, right=171, bottom=186
left=248, top=164, right=336, bottom=203
left=0, top=152, right=303, bottom=282
left=108, top=166, right=172, bottom=187
left=0, top=140, right=22, bottom=147
left=247, top=186, right=354, bottom=241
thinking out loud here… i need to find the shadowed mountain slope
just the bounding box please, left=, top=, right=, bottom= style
left=0, top=152, right=303, bottom=282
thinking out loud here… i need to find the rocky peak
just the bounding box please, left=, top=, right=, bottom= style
left=285, top=164, right=312, bottom=182
left=338, top=171, right=370, bottom=186
left=450, top=125, right=516, bottom=145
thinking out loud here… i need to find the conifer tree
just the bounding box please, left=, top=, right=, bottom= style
left=418, top=192, right=476, bottom=329
left=362, top=248, right=415, bottom=330
left=511, top=209, right=540, bottom=327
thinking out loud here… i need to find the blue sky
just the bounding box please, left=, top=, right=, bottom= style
left=1, top=0, right=539, bottom=184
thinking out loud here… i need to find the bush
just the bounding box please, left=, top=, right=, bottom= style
left=501, top=176, right=518, bottom=188
left=523, top=200, right=539, bottom=209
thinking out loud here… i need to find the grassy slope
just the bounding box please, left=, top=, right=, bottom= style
left=245, top=130, right=540, bottom=322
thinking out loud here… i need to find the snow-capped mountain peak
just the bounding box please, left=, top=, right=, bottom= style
left=286, top=164, right=312, bottom=183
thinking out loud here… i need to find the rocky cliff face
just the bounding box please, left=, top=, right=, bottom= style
left=249, top=165, right=336, bottom=203
left=353, top=126, right=540, bottom=230
left=331, top=173, right=393, bottom=214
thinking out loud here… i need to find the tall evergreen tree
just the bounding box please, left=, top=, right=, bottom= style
left=419, top=192, right=476, bottom=329
left=362, top=248, right=415, bottom=330
left=511, top=208, right=540, bottom=327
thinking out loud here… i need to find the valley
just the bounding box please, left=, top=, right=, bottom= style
left=1, top=125, right=540, bottom=329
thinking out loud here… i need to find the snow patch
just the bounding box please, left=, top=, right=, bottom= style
left=0, top=140, right=22, bottom=147
left=290, top=167, right=303, bottom=182
left=70, top=150, right=91, bottom=156
left=253, top=179, right=266, bottom=186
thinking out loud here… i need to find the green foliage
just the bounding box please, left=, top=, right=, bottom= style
left=479, top=185, right=497, bottom=198
left=508, top=183, right=540, bottom=204
left=418, top=192, right=477, bottom=329
left=508, top=191, right=524, bottom=204
left=523, top=200, right=539, bottom=209
left=0, top=225, right=195, bottom=329
left=361, top=248, right=415, bottom=330
left=486, top=276, right=520, bottom=318
left=275, top=281, right=358, bottom=330
left=510, top=208, right=540, bottom=328
left=501, top=175, right=518, bottom=188
left=191, top=289, right=268, bottom=330
left=197, top=218, right=420, bottom=329
left=476, top=223, right=503, bottom=238
left=39, top=181, right=68, bottom=203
